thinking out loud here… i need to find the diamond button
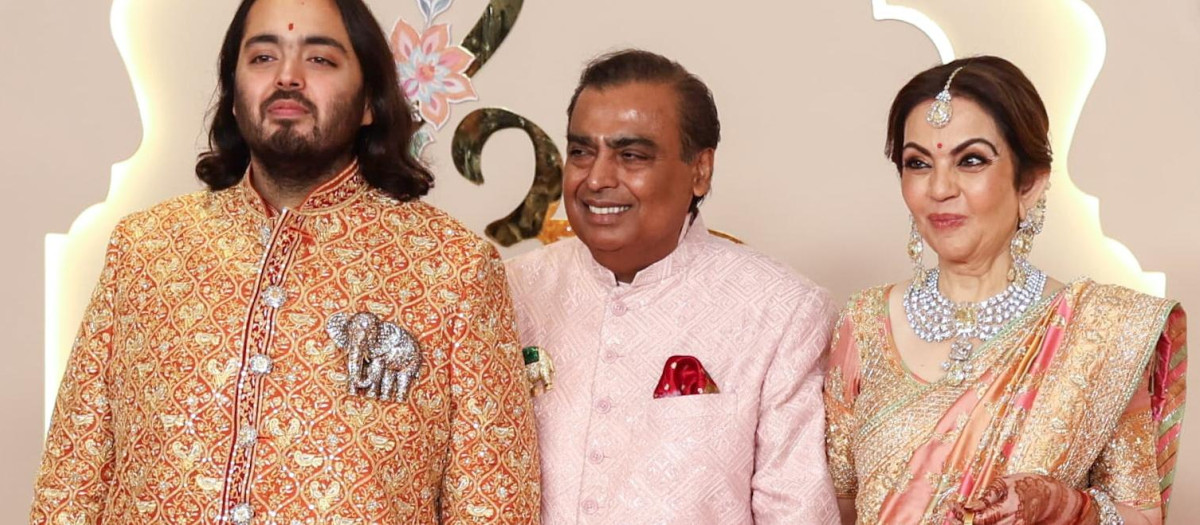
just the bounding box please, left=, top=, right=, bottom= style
left=231, top=502, right=253, bottom=525
left=248, top=354, right=273, bottom=375
left=262, top=285, right=287, bottom=308
left=238, top=425, right=259, bottom=448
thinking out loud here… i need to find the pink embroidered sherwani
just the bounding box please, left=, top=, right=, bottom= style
left=506, top=216, right=840, bottom=524
left=32, top=163, right=540, bottom=524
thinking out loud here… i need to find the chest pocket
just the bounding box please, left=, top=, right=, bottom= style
left=642, top=392, right=739, bottom=420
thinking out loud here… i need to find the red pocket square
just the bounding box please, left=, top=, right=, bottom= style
left=653, top=355, right=720, bottom=398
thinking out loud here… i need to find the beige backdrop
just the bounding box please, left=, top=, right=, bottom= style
left=2, top=0, right=1197, bottom=520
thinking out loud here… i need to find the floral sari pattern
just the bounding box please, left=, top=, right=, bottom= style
left=825, top=280, right=1186, bottom=524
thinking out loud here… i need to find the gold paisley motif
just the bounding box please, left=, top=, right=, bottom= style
left=293, top=452, right=324, bottom=468
left=196, top=476, right=223, bottom=491
left=466, top=504, right=495, bottom=518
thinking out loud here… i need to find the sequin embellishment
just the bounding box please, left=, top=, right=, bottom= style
left=262, top=285, right=287, bottom=308
left=248, top=354, right=273, bottom=375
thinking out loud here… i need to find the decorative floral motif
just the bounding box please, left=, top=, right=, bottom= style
left=390, top=19, right=477, bottom=130
left=391, top=0, right=561, bottom=247
left=417, top=0, right=454, bottom=26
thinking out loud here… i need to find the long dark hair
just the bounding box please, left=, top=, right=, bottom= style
left=196, top=0, right=433, bottom=200
left=885, top=56, right=1052, bottom=191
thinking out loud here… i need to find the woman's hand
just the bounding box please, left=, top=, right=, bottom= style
left=946, top=473, right=1097, bottom=525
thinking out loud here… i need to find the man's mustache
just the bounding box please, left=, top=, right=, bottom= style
left=261, top=91, right=317, bottom=116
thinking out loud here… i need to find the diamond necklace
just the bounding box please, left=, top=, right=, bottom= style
left=903, top=259, right=1046, bottom=384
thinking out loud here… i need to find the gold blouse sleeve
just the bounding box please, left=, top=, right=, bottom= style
left=1088, top=366, right=1161, bottom=510
left=1091, top=306, right=1186, bottom=517
left=440, top=242, right=541, bottom=524
left=30, top=220, right=129, bottom=524
left=824, top=308, right=863, bottom=499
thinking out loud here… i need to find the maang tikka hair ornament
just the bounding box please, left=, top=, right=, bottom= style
left=926, top=66, right=965, bottom=128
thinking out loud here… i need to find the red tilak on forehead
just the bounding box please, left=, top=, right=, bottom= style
left=937, top=142, right=943, bottom=149
left=288, top=22, right=294, bottom=31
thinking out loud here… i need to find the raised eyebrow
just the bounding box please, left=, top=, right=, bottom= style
left=950, top=138, right=1000, bottom=157
left=902, top=142, right=932, bottom=157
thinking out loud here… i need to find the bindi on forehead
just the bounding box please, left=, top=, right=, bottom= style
left=288, top=22, right=294, bottom=31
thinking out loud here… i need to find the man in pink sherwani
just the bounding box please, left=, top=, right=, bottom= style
left=506, top=49, right=840, bottom=524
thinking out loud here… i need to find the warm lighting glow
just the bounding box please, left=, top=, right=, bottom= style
left=1046, top=0, right=1164, bottom=294
left=43, top=0, right=156, bottom=431
left=871, top=0, right=955, bottom=63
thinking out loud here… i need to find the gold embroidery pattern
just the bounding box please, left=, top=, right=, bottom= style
left=825, top=282, right=1181, bottom=524
left=32, top=169, right=540, bottom=524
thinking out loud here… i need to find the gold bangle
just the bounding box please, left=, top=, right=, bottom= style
left=963, top=510, right=975, bottom=525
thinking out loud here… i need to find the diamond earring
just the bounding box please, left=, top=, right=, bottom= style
left=908, top=216, right=928, bottom=287
left=1009, top=195, right=1046, bottom=286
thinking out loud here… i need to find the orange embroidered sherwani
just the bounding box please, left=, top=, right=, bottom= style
left=31, top=163, right=541, bottom=524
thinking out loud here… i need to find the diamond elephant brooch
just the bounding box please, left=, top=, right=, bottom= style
left=326, top=312, right=422, bottom=402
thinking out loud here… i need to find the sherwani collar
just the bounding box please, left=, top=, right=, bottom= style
left=581, top=212, right=709, bottom=289
left=237, top=158, right=366, bottom=217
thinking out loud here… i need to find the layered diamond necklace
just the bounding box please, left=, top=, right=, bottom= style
left=903, top=259, right=1046, bottom=384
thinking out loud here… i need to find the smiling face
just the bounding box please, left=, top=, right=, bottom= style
left=900, top=97, right=1047, bottom=269
left=233, top=0, right=371, bottom=173
left=564, top=82, right=713, bottom=282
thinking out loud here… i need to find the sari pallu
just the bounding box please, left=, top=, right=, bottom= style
left=825, top=280, right=1186, bottom=524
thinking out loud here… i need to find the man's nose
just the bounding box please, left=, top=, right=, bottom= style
left=585, top=153, right=619, bottom=190
left=275, top=57, right=305, bottom=90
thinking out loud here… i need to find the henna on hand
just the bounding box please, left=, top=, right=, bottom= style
left=1072, top=497, right=1100, bottom=525
left=977, top=478, right=1010, bottom=510
left=965, top=474, right=1093, bottom=525
left=1013, top=476, right=1057, bottom=521
left=947, top=502, right=966, bottom=525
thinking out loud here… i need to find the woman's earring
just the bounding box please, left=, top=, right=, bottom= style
left=908, top=216, right=928, bottom=288
left=1009, top=195, right=1046, bottom=286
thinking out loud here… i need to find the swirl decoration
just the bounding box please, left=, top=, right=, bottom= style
left=453, top=109, right=563, bottom=246
left=451, top=0, right=564, bottom=246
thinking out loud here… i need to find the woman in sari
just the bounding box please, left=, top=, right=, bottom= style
left=824, top=55, right=1186, bottom=525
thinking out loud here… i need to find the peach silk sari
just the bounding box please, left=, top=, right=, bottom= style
left=824, top=280, right=1186, bottom=524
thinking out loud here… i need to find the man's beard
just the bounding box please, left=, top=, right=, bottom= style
left=235, top=89, right=365, bottom=190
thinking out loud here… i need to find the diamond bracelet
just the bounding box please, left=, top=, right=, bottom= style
left=1086, top=488, right=1124, bottom=525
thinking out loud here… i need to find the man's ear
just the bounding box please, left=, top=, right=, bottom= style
left=691, top=148, right=715, bottom=199
left=361, top=100, right=374, bottom=126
